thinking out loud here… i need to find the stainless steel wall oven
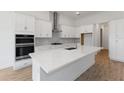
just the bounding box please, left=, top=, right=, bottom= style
left=16, top=34, right=34, bottom=60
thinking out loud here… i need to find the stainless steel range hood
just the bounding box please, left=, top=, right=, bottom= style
left=52, top=12, right=62, bottom=33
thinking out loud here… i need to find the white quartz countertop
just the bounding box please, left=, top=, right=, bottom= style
left=30, top=46, right=101, bottom=74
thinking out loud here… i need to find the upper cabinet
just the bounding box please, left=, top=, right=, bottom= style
left=15, top=13, right=35, bottom=34
left=115, top=19, right=124, bottom=39
left=84, top=25, right=94, bottom=33
left=77, top=24, right=94, bottom=34
left=15, top=12, right=94, bottom=38
left=76, top=26, right=83, bottom=37
left=109, top=19, right=124, bottom=39
left=61, top=25, right=78, bottom=38
left=35, top=19, right=52, bottom=38
left=60, top=24, right=94, bottom=38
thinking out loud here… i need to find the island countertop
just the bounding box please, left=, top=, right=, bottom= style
left=30, top=46, right=101, bottom=74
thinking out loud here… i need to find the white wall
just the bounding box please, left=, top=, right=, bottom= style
left=0, top=12, right=15, bottom=69
left=102, top=23, right=109, bottom=49
left=76, top=12, right=124, bottom=26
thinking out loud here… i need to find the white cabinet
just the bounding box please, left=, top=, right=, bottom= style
left=116, top=39, right=124, bottom=61
left=85, top=25, right=94, bottom=33
left=0, top=12, right=15, bottom=69
left=26, top=16, right=35, bottom=33
left=80, top=25, right=93, bottom=33
left=109, top=21, right=116, bottom=59
left=35, top=19, right=52, bottom=38
left=61, top=24, right=94, bottom=38
left=109, top=19, right=124, bottom=62
left=61, top=25, right=76, bottom=38
left=116, top=19, right=124, bottom=39
left=76, top=24, right=94, bottom=38
left=76, top=26, right=83, bottom=38
left=15, top=13, right=35, bottom=34
left=15, top=14, right=25, bottom=33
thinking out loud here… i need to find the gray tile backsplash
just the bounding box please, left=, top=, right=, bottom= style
left=35, top=32, right=80, bottom=46
left=35, top=38, right=80, bottom=46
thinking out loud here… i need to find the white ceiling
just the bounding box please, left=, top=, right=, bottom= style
left=58, top=11, right=102, bottom=19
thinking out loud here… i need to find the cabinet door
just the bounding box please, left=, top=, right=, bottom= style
left=116, top=19, right=124, bottom=39
left=15, top=13, right=26, bottom=33
left=75, top=27, right=80, bottom=38
left=72, top=28, right=77, bottom=38
left=109, top=38, right=116, bottom=59
left=69, top=27, right=75, bottom=38
left=78, top=26, right=84, bottom=33
left=66, top=26, right=71, bottom=38
left=35, top=20, right=41, bottom=37
left=61, top=25, right=70, bottom=38
left=85, top=25, right=93, bottom=33
left=60, top=26, right=65, bottom=38
left=35, top=20, right=52, bottom=38
left=116, top=39, right=124, bottom=61
left=76, top=26, right=85, bottom=38
left=109, top=21, right=116, bottom=59
left=26, top=16, right=35, bottom=34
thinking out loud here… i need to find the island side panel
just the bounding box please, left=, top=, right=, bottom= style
left=32, top=59, right=41, bottom=81
left=37, top=53, right=96, bottom=81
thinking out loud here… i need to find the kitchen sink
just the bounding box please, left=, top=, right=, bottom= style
left=65, top=47, right=77, bottom=50
left=51, top=43, right=63, bottom=45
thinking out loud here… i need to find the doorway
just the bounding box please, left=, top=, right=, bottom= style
left=94, top=22, right=109, bottom=50
left=100, top=28, right=103, bottom=47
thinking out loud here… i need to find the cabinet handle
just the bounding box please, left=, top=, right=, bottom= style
left=24, top=26, right=27, bottom=30
left=116, top=40, right=118, bottom=42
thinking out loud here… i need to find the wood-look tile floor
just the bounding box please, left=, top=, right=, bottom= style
left=77, top=49, right=124, bottom=81
left=0, top=66, right=32, bottom=81
left=0, top=49, right=124, bottom=81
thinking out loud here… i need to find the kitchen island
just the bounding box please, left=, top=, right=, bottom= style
left=30, top=45, right=101, bottom=81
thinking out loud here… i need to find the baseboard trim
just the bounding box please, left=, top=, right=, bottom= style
left=0, top=64, right=12, bottom=70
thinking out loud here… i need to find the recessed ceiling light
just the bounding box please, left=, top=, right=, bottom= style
left=76, top=11, right=80, bottom=15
